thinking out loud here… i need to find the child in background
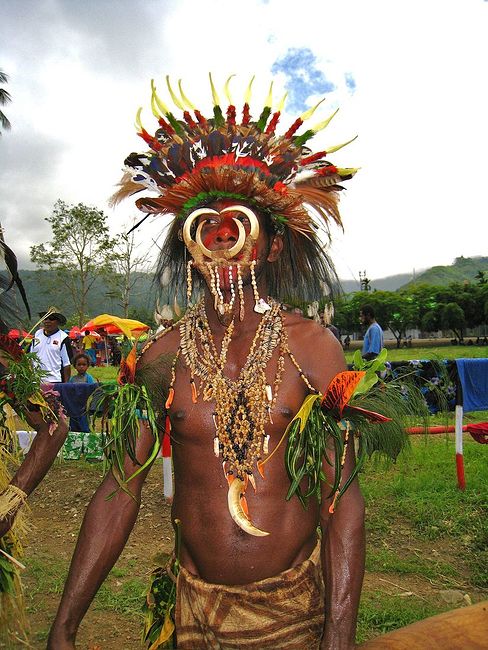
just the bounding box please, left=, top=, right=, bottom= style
left=69, top=353, right=96, bottom=384
left=68, top=353, right=97, bottom=434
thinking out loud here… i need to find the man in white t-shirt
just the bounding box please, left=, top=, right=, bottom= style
left=30, top=311, right=73, bottom=383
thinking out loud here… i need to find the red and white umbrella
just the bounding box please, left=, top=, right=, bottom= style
left=68, top=326, right=82, bottom=339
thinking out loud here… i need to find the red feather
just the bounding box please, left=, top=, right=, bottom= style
left=284, top=118, right=303, bottom=139
left=345, top=404, right=392, bottom=423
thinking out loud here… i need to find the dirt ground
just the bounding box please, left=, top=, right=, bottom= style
left=19, top=460, right=174, bottom=650
left=9, top=458, right=487, bottom=650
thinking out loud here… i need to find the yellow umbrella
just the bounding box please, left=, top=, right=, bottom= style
left=82, top=314, right=150, bottom=338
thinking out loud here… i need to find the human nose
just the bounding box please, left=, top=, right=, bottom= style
left=205, top=217, right=239, bottom=248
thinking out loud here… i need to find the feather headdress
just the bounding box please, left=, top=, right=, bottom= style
left=112, top=74, right=357, bottom=237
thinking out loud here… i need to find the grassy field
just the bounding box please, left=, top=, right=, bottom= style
left=90, top=344, right=488, bottom=383
left=356, top=435, right=487, bottom=641
left=345, top=344, right=488, bottom=364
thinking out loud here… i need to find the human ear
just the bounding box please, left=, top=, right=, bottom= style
left=267, top=235, right=283, bottom=262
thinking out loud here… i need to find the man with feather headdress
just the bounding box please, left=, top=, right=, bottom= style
left=48, top=76, right=406, bottom=650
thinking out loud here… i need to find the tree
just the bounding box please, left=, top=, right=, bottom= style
left=420, top=310, right=441, bottom=335
left=0, top=70, right=12, bottom=134
left=105, top=230, right=153, bottom=318
left=440, top=303, right=465, bottom=341
left=475, top=270, right=486, bottom=286
left=127, top=305, right=155, bottom=327
left=332, top=295, right=357, bottom=334
left=384, top=292, right=419, bottom=348
left=30, top=200, right=117, bottom=326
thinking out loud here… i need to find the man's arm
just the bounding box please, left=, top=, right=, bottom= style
left=0, top=406, right=69, bottom=537
left=47, top=419, right=159, bottom=649
left=61, top=339, right=72, bottom=382
left=299, top=326, right=365, bottom=649
left=62, top=363, right=71, bottom=382
left=320, top=432, right=366, bottom=650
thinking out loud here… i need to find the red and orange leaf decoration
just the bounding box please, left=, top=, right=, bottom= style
left=118, top=345, right=137, bottom=385
left=321, top=371, right=366, bottom=416
left=322, top=370, right=392, bottom=423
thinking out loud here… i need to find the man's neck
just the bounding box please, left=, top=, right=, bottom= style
left=43, top=328, right=59, bottom=336
left=203, top=281, right=271, bottom=334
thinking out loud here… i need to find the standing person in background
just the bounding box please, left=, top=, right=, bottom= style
left=82, top=331, right=97, bottom=366
left=109, top=337, right=121, bottom=366
left=30, top=311, right=73, bottom=382
left=94, top=336, right=105, bottom=367
left=326, top=323, right=341, bottom=341
left=359, top=305, right=384, bottom=360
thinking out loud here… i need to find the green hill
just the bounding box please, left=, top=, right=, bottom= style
left=340, top=256, right=488, bottom=293
left=12, top=270, right=159, bottom=326
left=340, top=272, right=415, bottom=293
left=401, top=256, right=488, bottom=288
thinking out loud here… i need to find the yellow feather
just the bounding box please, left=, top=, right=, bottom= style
left=151, top=79, right=170, bottom=115
left=265, top=81, right=273, bottom=108
left=166, top=75, right=184, bottom=110
left=224, top=74, right=235, bottom=104
left=277, top=92, right=288, bottom=112
left=135, top=107, right=143, bottom=131
left=178, top=79, right=195, bottom=110
left=300, top=98, right=325, bottom=121
left=244, top=75, right=255, bottom=104
left=311, top=108, right=339, bottom=133
left=326, top=135, right=358, bottom=154
left=208, top=72, right=220, bottom=107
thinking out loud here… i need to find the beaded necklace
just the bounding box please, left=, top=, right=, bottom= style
left=177, top=299, right=288, bottom=483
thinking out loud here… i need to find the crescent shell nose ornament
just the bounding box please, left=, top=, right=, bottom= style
left=182, top=204, right=260, bottom=261
left=228, top=478, right=269, bottom=537
left=220, top=204, right=260, bottom=241
left=182, top=208, right=219, bottom=251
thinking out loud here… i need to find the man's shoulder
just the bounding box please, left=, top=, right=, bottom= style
left=284, top=313, right=346, bottom=386
left=138, top=326, right=181, bottom=368
left=284, top=312, right=332, bottom=343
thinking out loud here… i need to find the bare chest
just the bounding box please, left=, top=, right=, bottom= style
left=168, top=352, right=311, bottom=446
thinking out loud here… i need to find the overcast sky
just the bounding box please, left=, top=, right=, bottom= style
left=1, top=0, right=487, bottom=286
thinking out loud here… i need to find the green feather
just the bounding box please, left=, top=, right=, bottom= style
left=256, top=106, right=272, bottom=132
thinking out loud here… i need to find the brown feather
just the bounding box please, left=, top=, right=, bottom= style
left=108, top=173, right=145, bottom=207
left=288, top=186, right=343, bottom=230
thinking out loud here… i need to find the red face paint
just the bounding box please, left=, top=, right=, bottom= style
left=200, top=214, right=241, bottom=250
left=200, top=214, right=244, bottom=291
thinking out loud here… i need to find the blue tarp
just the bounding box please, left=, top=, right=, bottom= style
left=455, top=358, right=488, bottom=412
